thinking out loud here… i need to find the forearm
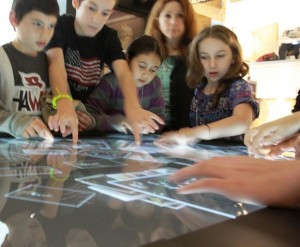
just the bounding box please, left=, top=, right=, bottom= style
left=204, top=115, right=252, bottom=140
left=47, top=49, right=74, bottom=113
left=47, top=48, right=70, bottom=96
left=0, top=110, right=35, bottom=138
left=190, top=114, right=252, bottom=141
left=113, top=61, right=140, bottom=108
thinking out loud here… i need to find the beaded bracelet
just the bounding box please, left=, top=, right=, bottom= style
left=52, top=87, right=73, bottom=109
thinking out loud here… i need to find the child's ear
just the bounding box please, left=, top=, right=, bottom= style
left=9, top=10, right=18, bottom=28
left=72, top=0, right=80, bottom=9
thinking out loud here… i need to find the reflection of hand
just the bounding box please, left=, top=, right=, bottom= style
left=120, top=119, right=156, bottom=135
left=156, top=128, right=200, bottom=146
left=169, top=156, right=300, bottom=207
left=124, top=105, right=164, bottom=145
left=154, top=142, right=209, bottom=162
left=23, top=118, right=53, bottom=140
left=244, top=112, right=300, bottom=155
left=77, top=111, right=94, bottom=132
left=47, top=149, right=77, bottom=178
left=48, top=99, right=78, bottom=143
left=22, top=139, right=54, bottom=162
left=172, top=206, right=222, bottom=230
left=117, top=141, right=162, bottom=170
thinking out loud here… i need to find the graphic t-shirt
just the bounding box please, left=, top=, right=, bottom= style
left=46, top=14, right=126, bottom=101
left=0, top=43, right=50, bottom=138
left=2, top=43, right=49, bottom=115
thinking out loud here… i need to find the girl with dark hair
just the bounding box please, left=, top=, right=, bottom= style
left=82, top=35, right=165, bottom=134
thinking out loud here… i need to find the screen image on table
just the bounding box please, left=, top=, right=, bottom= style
left=0, top=134, right=264, bottom=247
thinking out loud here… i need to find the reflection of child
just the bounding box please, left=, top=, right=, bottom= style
left=157, top=25, right=259, bottom=145
left=0, top=0, right=59, bottom=140
left=83, top=35, right=165, bottom=134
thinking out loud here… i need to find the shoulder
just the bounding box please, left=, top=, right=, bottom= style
left=100, top=72, right=118, bottom=87
left=0, top=45, right=12, bottom=70
left=102, top=72, right=117, bottom=81
left=1, top=43, right=12, bottom=55
left=96, top=25, right=119, bottom=40
left=58, top=14, right=75, bottom=26
left=229, top=78, right=251, bottom=91
left=150, top=76, right=162, bottom=87
left=53, top=14, right=75, bottom=36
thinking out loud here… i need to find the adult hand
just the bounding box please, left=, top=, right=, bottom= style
left=124, top=106, right=164, bottom=145
left=244, top=112, right=300, bottom=155
left=169, top=156, right=300, bottom=207
left=23, top=118, right=53, bottom=141
left=47, top=99, right=78, bottom=143
left=266, top=134, right=300, bottom=159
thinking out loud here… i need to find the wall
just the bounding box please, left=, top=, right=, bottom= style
left=0, top=0, right=67, bottom=45
left=225, top=0, right=300, bottom=61
left=248, top=60, right=299, bottom=125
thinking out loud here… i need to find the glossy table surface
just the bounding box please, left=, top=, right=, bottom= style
left=0, top=133, right=289, bottom=247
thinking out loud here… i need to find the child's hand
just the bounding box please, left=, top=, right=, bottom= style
left=48, top=99, right=78, bottom=143
left=124, top=106, right=164, bottom=145
left=77, top=111, right=94, bottom=132
left=23, top=118, right=54, bottom=140
left=156, top=128, right=199, bottom=146
left=120, top=120, right=154, bottom=135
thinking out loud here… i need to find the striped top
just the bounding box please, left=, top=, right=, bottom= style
left=86, top=72, right=165, bottom=133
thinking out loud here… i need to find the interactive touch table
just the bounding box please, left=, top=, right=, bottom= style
left=0, top=134, right=296, bottom=247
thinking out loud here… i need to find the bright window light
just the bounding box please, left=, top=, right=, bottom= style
left=0, top=0, right=14, bottom=46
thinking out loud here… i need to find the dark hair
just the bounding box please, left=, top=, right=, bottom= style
left=12, top=0, right=60, bottom=22
left=78, top=0, right=119, bottom=7
left=187, top=25, right=249, bottom=108
left=126, top=35, right=163, bottom=63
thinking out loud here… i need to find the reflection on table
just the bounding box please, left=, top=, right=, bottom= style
left=0, top=134, right=263, bottom=247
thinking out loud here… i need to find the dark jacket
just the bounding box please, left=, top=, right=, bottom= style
left=168, top=57, right=195, bottom=131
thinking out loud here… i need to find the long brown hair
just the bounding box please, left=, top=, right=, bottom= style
left=145, top=0, right=198, bottom=57
left=186, top=25, right=249, bottom=108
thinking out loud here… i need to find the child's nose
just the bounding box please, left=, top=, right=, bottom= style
left=41, top=27, right=52, bottom=40
left=209, top=58, right=217, bottom=68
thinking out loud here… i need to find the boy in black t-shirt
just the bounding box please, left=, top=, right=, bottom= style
left=46, top=0, right=164, bottom=144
